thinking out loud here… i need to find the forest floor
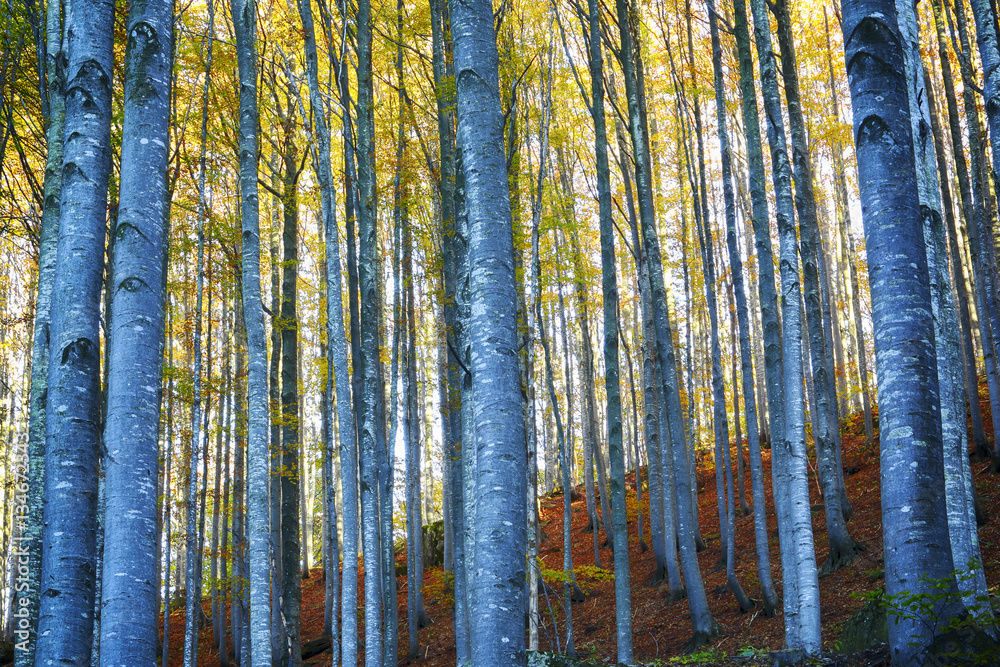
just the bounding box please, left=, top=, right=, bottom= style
left=167, top=383, right=1000, bottom=666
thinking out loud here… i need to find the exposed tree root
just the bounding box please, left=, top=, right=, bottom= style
left=665, top=586, right=687, bottom=603
left=819, top=539, right=865, bottom=577
left=645, top=565, right=666, bottom=587
left=683, top=621, right=720, bottom=654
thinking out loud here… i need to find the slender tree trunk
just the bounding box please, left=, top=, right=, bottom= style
left=747, top=0, right=821, bottom=650
left=162, top=310, right=175, bottom=667
left=774, top=0, right=858, bottom=573
left=585, top=0, right=633, bottom=654
left=955, top=0, right=1000, bottom=466
left=928, top=0, right=989, bottom=457
left=430, top=0, right=469, bottom=658
left=703, top=3, right=753, bottom=611
left=276, top=72, right=304, bottom=667
left=184, top=20, right=213, bottom=660
left=534, top=200, right=579, bottom=662
left=18, top=0, right=64, bottom=659
left=718, top=0, right=779, bottom=617
left=898, top=0, right=990, bottom=613
left=616, top=0, right=716, bottom=646
left=355, top=0, right=385, bottom=661
left=231, top=0, right=272, bottom=659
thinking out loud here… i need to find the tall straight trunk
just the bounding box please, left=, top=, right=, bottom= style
left=430, top=0, right=469, bottom=657
left=19, top=0, right=64, bottom=659
left=14, top=0, right=66, bottom=667
left=747, top=0, right=821, bottom=650
left=616, top=0, right=716, bottom=646
left=184, top=18, right=212, bottom=661
left=450, top=1, right=528, bottom=663
left=34, top=0, right=113, bottom=657
left=841, top=1, right=959, bottom=661
left=823, top=6, right=874, bottom=450
left=195, top=272, right=213, bottom=633
left=277, top=78, right=303, bottom=665
left=677, top=0, right=707, bottom=557
left=334, top=1, right=363, bottom=428
left=925, top=67, right=990, bottom=610
left=928, top=0, right=989, bottom=456
left=898, top=0, right=989, bottom=612
left=555, top=235, right=597, bottom=563
left=569, top=228, right=613, bottom=551
left=455, top=148, right=479, bottom=667
left=619, top=312, right=645, bottom=548
left=99, top=0, right=172, bottom=659
left=703, top=4, right=752, bottom=611
left=716, top=0, right=777, bottom=616
left=231, top=294, right=248, bottom=666
left=956, top=0, right=1000, bottom=465
left=773, top=0, right=858, bottom=573
left=267, top=153, right=285, bottom=664
left=618, top=124, right=668, bottom=573
left=231, top=0, right=272, bottom=659
left=355, top=0, right=385, bottom=662
left=298, top=0, right=354, bottom=661
left=525, top=58, right=553, bottom=652
left=403, top=193, right=430, bottom=661
left=405, top=179, right=429, bottom=634
left=585, top=0, right=632, bottom=654
left=162, top=311, right=175, bottom=667
left=534, top=200, right=579, bottom=661
left=729, top=303, right=748, bottom=517
left=211, top=337, right=225, bottom=654
left=217, top=305, right=232, bottom=666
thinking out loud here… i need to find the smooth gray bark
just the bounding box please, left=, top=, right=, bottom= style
left=841, top=1, right=960, bottom=661
left=585, top=0, right=633, bottom=655
left=746, top=0, right=822, bottom=650
left=99, top=0, right=172, bottom=661
left=355, top=0, right=384, bottom=662
left=773, top=0, right=858, bottom=573
left=705, top=0, right=756, bottom=613
left=231, top=0, right=272, bottom=660
left=927, top=0, right=988, bottom=457
left=616, top=0, right=716, bottom=645
left=19, top=0, right=63, bottom=660
left=35, top=0, right=113, bottom=658
left=450, top=1, right=528, bottom=663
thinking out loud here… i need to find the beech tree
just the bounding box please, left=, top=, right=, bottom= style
left=99, top=0, right=172, bottom=662
left=841, top=0, right=961, bottom=661
left=6, top=0, right=1000, bottom=663
left=451, top=0, right=527, bottom=664
left=34, top=0, right=114, bottom=660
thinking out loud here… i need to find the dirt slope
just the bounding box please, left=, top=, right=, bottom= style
left=168, top=386, right=1000, bottom=666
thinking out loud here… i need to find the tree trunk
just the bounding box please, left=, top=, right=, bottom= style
left=450, top=1, right=528, bottom=663
left=19, top=0, right=64, bottom=659
left=841, top=1, right=960, bottom=661
left=585, top=0, right=633, bottom=654
left=774, top=0, right=858, bottom=574
left=99, top=1, right=172, bottom=659
left=34, top=0, right=112, bottom=657
left=747, top=0, right=821, bottom=650
left=231, top=0, right=272, bottom=659
left=355, top=0, right=385, bottom=661
left=927, top=0, right=989, bottom=457
left=616, top=0, right=716, bottom=646
left=955, top=0, right=1000, bottom=466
